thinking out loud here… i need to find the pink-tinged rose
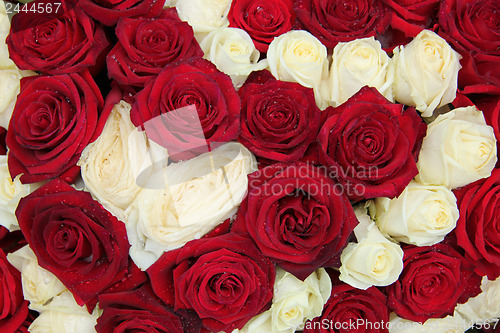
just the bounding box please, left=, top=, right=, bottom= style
left=238, top=72, right=321, bottom=164
left=147, top=233, right=275, bottom=333
left=293, top=0, right=390, bottom=49
left=7, top=1, right=109, bottom=75
left=228, top=0, right=294, bottom=52
left=6, top=71, right=105, bottom=184
left=0, top=249, right=29, bottom=332
left=383, top=0, right=440, bottom=37
left=130, top=58, right=240, bottom=162
left=303, top=280, right=389, bottom=333
left=232, top=162, right=358, bottom=280
left=387, top=243, right=482, bottom=322
left=15, top=178, right=133, bottom=308
left=96, top=284, right=202, bottom=333
left=317, top=86, right=427, bottom=201
left=453, top=168, right=500, bottom=279
left=77, top=0, right=166, bottom=26
left=107, top=8, right=203, bottom=87
left=438, top=0, right=500, bottom=94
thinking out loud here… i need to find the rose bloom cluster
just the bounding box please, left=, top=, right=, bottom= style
left=0, top=0, right=499, bottom=332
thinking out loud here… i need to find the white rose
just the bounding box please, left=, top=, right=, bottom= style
left=126, top=142, right=257, bottom=270
left=7, top=245, right=66, bottom=308
left=0, top=68, right=36, bottom=129
left=236, top=268, right=332, bottom=333
left=416, top=106, right=497, bottom=189
left=456, top=276, right=500, bottom=326
left=78, top=101, right=143, bottom=221
left=329, top=37, right=394, bottom=106
left=28, top=291, right=101, bottom=333
left=388, top=313, right=468, bottom=333
left=174, top=0, right=231, bottom=42
left=0, top=1, right=16, bottom=69
left=267, top=30, right=329, bottom=109
left=0, top=155, right=37, bottom=231
left=200, top=27, right=268, bottom=88
left=392, top=30, right=461, bottom=117
left=369, top=180, right=459, bottom=246
left=339, top=206, right=403, bottom=290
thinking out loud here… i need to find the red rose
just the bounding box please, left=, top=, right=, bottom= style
left=438, top=0, right=500, bottom=94
left=7, top=1, right=109, bottom=75
left=238, top=72, right=320, bottom=163
left=317, top=86, right=427, bottom=201
left=147, top=233, right=275, bottom=333
left=15, top=178, right=132, bottom=308
left=107, top=8, right=203, bottom=87
left=77, top=0, right=165, bottom=26
left=304, top=281, right=389, bottom=333
left=228, top=0, right=294, bottom=52
left=453, top=168, right=500, bottom=279
left=387, top=243, right=482, bottom=322
left=6, top=71, right=105, bottom=184
left=0, top=249, right=29, bottom=332
left=232, top=162, right=357, bottom=280
left=96, top=284, right=202, bottom=333
left=130, top=58, right=240, bottom=162
left=293, top=0, right=390, bottom=48
left=0, top=127, right=6, bottom=155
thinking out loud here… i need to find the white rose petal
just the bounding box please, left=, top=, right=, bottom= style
left=339, top=206, right=403, bottom=289
left=0, top=68, right=36, bottom=129
left=126, top=142, right=257, bottom=270
left=392, top=30, right=461, bottom=117
left=388, top=313, right=468, bottom=333
left=267, top=30, right=329, bottom=109
left=369, top=180, right=459, bottom=246
left=456, top=276, right=500, bottom=326
left=329, top=37, right=394, bottom=106
left=200, top=27, right=268, bottom=88
left=0, top=1, right=16, bottom=69
left=416, top=106, right=497, bottom=189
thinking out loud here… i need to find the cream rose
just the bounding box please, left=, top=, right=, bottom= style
left=0, top=68, right=36, bottom=129
left=392, top=29, right=461, bottom=117
left=416, top=106, right=497, bottom=189
left=329, top=37, right=394, bottom=106
left=339, top=206, right=403, bottom=290
left=126, top=142, right=257, bottom=270
left=28, top=291, right=101, bottom=333
left=200, top=27, right=268, bottom=88
left=7, top=245, right=66, bottom=309
left=266, top=30, right=329, bottom=109
left=369, top=180, right=459, bottom=246
left=388, top=313, right=468, bottom=333
left=234, top=268, right=332, bottom=333
left=456, top=276, right=500, bottom=327
left=0, top=1, right=16, bottom=69
left=78, top=101, right=145, bottom=221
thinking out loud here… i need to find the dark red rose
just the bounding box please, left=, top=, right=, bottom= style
left=293, top=0, right=390, bottom=49
left=130, top=58, right=240, bottom=162
left=0, top=249, right=29, bottom=332
left=383, top=0, right=440, bottom=37
left=96, top=284, right=202, bottom=333
left=438, top=0, right=500, bottom=94
left=232, top=162, right=357, bottom=280
left=238, top=72, right=320, bottom=163
left=304, top=282, right=389, bottom=333
left=387, top=243, right=482, bottom=322
left=15, top=178, right=132, bottom=308
left=77, top=0, right=166, bottom=26
left=228, top=0, right=294, bottom=52
left=317, top=86, right=427, bottom=201
left=147, top=233, right=275, bottom=333
left=0, top=227, right=26, bottom=255
left=107, top=8, right=203, bottom=87
left=0, top=127, right=6, bottom=155
left=453, top=168, right=500, bottom=279
left=7, top=1, right=109, bottom=75
left=6, top=71, right=105, bottom=184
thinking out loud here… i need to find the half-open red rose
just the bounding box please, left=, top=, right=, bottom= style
left=232, top=162, right=358, bottom=280
left=15, top=178, right=131, bottom=308
left=107, top=8, right=203, bottom=87
left=147, top=233, right=274, bottom=333
left=317, top=86, right=427, bottom=201
left=6, top=71, right=105, bottom=184
left=130, top=58, right=240, bottom=162
left=7, top=1, right=109, bottom=75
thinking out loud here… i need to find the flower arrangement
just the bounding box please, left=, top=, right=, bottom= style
left=0, top=0, right=499, bottom=332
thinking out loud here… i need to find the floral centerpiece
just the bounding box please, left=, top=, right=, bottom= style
left=0, top=0, right=499, bottom=332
